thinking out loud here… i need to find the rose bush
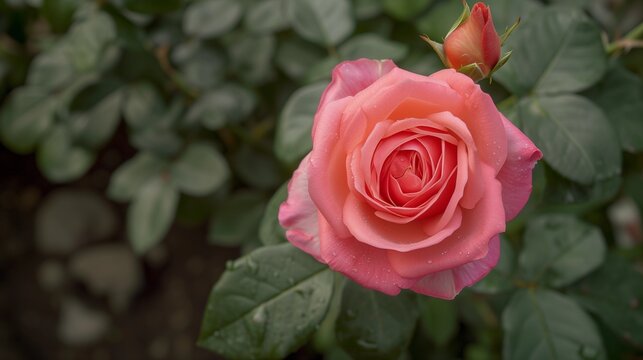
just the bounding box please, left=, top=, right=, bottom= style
left=279, top=59, right=542, bottom=299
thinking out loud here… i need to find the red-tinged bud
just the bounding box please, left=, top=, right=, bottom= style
left=443, top=2, right=501, bottom=77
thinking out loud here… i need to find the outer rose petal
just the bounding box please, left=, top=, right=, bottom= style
left=497, top=115, right=543, bottom=220
left=410, top=235, right=500, bottom=299
left=318, top=217, right=417, bottom=295
left=278, top=154, right=321, bottom=260
left=314, top=59, right=396, bottom=137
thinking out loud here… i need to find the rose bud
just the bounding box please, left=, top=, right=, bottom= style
left=422, top=2, right=517, bottom=82
left=444, top=2, right=501, bottom=77
left=279, top=59, right=542, bottom=299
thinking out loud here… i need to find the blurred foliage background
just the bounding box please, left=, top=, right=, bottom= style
left=0, top=0, right=642, bottom=359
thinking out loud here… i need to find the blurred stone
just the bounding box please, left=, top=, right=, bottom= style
left=38, top=260, right=67, bottom=291
left=69, top=244, right=143, bottom=311
left=58, top=298, right=110, bottom=346
left=36, top=189, right=118, bottom=254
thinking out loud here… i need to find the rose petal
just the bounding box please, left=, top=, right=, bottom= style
left=343, top=194, right=462, bottom=252
left=314, top=59, right=396, bottom=137
left=278, top=154, right=322, bottom=260
left=428, top=70, right=507, bottom=173
left=497, top=115, right=542, bottom=220
left=318, top=217, right=417, bottom=295
left=410, top=235, right=500, bottom=299
left=387, top=163, right=505, bottom=278
left=308, top=97, right=354, bottom=239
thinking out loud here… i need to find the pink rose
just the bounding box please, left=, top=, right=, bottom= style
left=444, top=2, right=501, bottom=77
left=278, top=59, right=541, bottom=299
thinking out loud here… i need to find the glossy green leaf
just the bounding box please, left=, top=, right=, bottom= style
left=0, top=87, right=57, bottom=153
left=198, top=243, right=334, bottom=359
left=171, top=142, right=229, bottom=196
left=186, top=84, right=257, bottom=130
left=37, top=124, right=94, bottom=183
left=503, top=289, right=606, bottom=360
left=336, top=281, right=417, bottom=360
left=183, top=0, right=243, bottom=38
left=476, top=0, right=543, bottom=32
left=244, top=0, right=289, bottom=33
left=276, top=38, right=326, bottom=81
left=495, top=7, right=607, bottom=95
left=123, top=82, right=165, bottom=129
left=338, top=34, right=408, bottom=61
left=124, top=0, right=182, bottom=14
left=383, top=0, right=432, bottom=20
left=233, top=145, right=282, bottom=190
left=275, top=82, right=326, bottom=165
left=259, top=182, right=288, bottom=246
left=417, top=297, right=458, bottom=346
left=225, top=33, right=275, bottom=85
left=473, top=236, right=515, bottom=294
left=172, top=42, right=226, bottom=91
left=519, top=215, right=606, bottom=288
left=415, top=0, right=461, bottom=41
left=68, top=88, right=123, bottom=148
left=209, top=191, right=266, bottom=247
left=511, top=95, right=621, bottom=185
left=583, top=62, right=643, bottom=153
left=354, top=0, right=382, bottom=19
left=108, top=152, right=168, bottom=202
left=287, top=0, right=354, bottom=46
left=570, top=254, right=643, bottom=348
left=127, top=177, right=179, bottom=254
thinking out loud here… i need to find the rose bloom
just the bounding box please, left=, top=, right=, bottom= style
left=279, top=59, right=541, bottom=299
left=444, top=2, right=501, bottom=76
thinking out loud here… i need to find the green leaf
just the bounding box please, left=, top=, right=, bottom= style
left=338, top=34, right=408, bottom=61
left=495, top=7, right=607, bottom=95
left=503, top=289, right=606, bottom=360
left=354, top=0, right=382, bottom=20
left=244, top=0, right=290, bottom=33
left=519, top=215, right=606, bottom=288
left=0, top=87, right=57, bottom=153
left=305, top=56, right=340, bottom=83
left=124, top=0, right=183, bottom=14
left=287, top=0, right=354, bottom=46
left=183, top=0, right=243, bottom=38
left=208, top=191, right=266, bottom=247
left=123, top=82, right=165, bottom=129
left=415, top=0, right=462, bottom=41
left=336, top=281, right=417, bottom=360
left=259, top=182, right=288, bottom=246
left=511, top=95, right=621, bottom=185
left=41, top=0, right=80, bottom=32
left=198, top=243, right=334, bottom=359
left=476, top=0, right=543, bottom=32
left=583, top=62, right=643, bottom=153
left=171, top=142, right=229, bottom=196
left=37, top=124, right=94, bottom=183
left=225, top=33, right=275, bottom=85
left=233, top=145, right=283, bottom=190
left=27, top=43, right=75, bottom=90
left=383, top=0, right=432, bottom=20
left=108, top=152, right=168, bottom=202
left=472, top=236, right=515, bottom=294
left=275, top=82, right=326, bottom=165
left=541, top=166, right=621, bottom=211
left=127, top=177, right=179, bottom=254
left=186, top=84, right=257, bottom=130
left=68, top=88, right=123, bottom=148
left=172, top=42, right=226, bottom=92
left=276, top=38, right=326, bottom=81
left=570, top=254, right=643, bottom=348
left=417, top=297, right=458, bottom=346
left=130, top=128, right=183, bottom=157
